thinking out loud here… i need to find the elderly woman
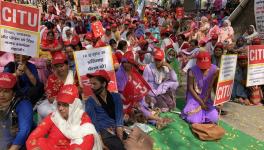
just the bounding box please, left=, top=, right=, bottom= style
left=218, top=20, right=234, bottom=44
left=26, top=85, right=101, bottom=150
left=198, top=16, right=210, bottom=42
left=0, top=73, right=33, bottom=150
left=85, top=70, right=125, bottom=150
left=243, top=25, right=259, bottom=44
left=143, top=50, right=179, bottom=112
left=62, top=26, right=80, bottom=46
left=181, top=51, right=219, bottom=124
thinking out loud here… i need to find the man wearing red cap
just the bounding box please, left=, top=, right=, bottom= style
left=0, top=72, right=33, bottom=150
left=85, top=70, right=125, bottom=150
left=37, top=52, right=77, bottom=120
left=143, top=50, right=179, bottom=112
left=27, top=85, right=102, bottom=150
left=181, top=51, right=219, bottom=124
left=206, top=34, right=219, bottom=56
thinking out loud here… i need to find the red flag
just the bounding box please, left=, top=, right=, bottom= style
left=91, top=21, right=105, bottom=38
left=122, top=69, right=151, bottom=113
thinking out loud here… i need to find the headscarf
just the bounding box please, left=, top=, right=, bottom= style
left=62, top=26, right=73, bottom=42
left=244, top=25, right=259, bottom=43
left=51, top=98, right=102, bottom=150
left=165, top=48, right=181, bottom=83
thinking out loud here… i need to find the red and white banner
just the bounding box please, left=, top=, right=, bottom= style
left=214, top=55, right=237, bottom=106
left=247, top=45, right=264, bottom=86
left=74, top=46, right=117, bottom=98
left=80, top=0, right=91, bottom=13
left=91, top=21, right=104, bottom=38
left=255, top=0, right=264, bottom=39
left=176, top=7, right=184, bottom=19
left=123, top=69, right=151, bottom=113
left=0, top=1, right=40, bottom=57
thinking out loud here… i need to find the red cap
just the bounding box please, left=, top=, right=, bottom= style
left=181, top=43, right=190, bottom=50
left=212, top=19, right=218, bottom=24
left=124, top=21, right=130, bottom=25
left=166, top=44, right=174, bottom=50
left=196, top=51, right=211, bottom=69
left=111, top=24, right=118, bottom=28
left=215, top=42, right=223, bottom=49
left=71, top=36, right=80, bottom=46
left=154, top=50, right=165, bottom=61
left=52, top=52, right=67, bottom=65
left=106, top=26, right=111, bottom=30
left=128, top=24, right=135, bottom=29
left=122, top=51, right=137, bottom=65
left=199, top=40, right=206, bottom=47
left=87, top=70, right=110, bottom=82
left=238, top=54, right=248, bottom=59
left=85, top=32, right=94, bottom=41
left=56, top=84, right=79, bottom=104
left=252, top=38, right=261, bottom=45
left=211, top=34, right=218, bottom=40
left=0, top=73, right=17, bottom=89
left=94, top=40, right=107, bottom=48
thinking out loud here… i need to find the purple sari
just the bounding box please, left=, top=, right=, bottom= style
left=181, top=65, right=218, bottom=124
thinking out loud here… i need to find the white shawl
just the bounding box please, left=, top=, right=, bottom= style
left=51, top=98, right=102, bottom=150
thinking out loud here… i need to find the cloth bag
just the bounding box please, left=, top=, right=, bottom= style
left=191, top=124, right=225, bottom=141
left=124, top=127, right=153, bottom=150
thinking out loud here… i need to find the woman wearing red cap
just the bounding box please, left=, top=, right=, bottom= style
left=0, top=72, right=33, bottom=150
left=143, top=50, right=179, bottom=112
left=27, top=85, right=102, bottom=150
left=85, top=70, right=125, bottom=150
left=232, top=55, right=263, bottom=106
left=37, top=52, right=77, bottom=121
left=181, top=51, right=219, bottom=124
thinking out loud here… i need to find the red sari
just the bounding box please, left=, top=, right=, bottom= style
left=26, top=113, right=94, bottom=150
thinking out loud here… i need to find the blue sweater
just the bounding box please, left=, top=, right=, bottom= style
left=85, top=93, right=123, bottom=132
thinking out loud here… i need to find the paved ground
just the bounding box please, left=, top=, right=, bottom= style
left=221, top=102, right=264, bottom=141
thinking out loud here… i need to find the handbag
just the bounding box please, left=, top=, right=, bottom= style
left=124, top=127, right=153, bottom=150
left=191, top=123, right=225, bottom=141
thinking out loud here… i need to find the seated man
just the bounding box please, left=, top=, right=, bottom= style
left=0, top=72, right=33, bottom=149
left=143, top=50, right=179, bottom=112
left=37, top=52, right=76, bottom=121
left=27, top=85, right=101, bottom=150
left=85, top=70, right=125, bottom=150
left=4, top=54, right=44, bottom=105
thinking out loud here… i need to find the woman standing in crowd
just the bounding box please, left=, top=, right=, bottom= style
left=181, top=51, right=219, bottom=124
